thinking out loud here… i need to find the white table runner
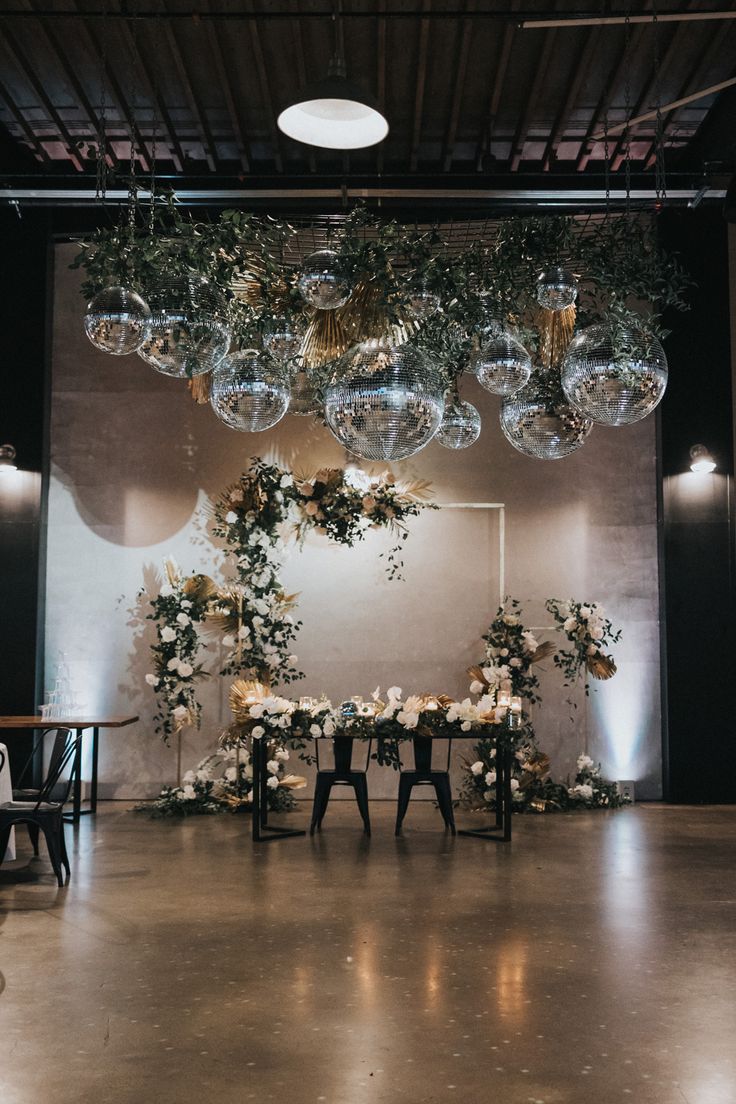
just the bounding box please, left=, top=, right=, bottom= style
left=0, top=742, right=16, bottom=861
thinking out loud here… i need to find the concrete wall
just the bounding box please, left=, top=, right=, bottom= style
left=46, top=243, right=664, bottom=800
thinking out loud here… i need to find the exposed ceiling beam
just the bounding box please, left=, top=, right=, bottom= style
left=510, top=27, right=557, bottom=171
left=475, top=0, right=519, bottom=170
left=410, top=0, right=432, bottom=173
left=522, top=9, right=736, bottom=28
left=593, top=75, right=736, bottom=139
left=541, top=25, right=602, bottom=171
left=158, top=8, right=217, bottom=171
left=288, top=0, right=316, bottom=174
left=200, top=0, right=250, bottom=173
left=0, top=75, right=51, bottom=163
left=442, top=0, right=475, bottom=173
left=376, top=0, right=387, bottom=175
left=244, top=0, right=284, bottom=173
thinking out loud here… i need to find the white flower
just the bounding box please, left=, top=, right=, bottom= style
left=387, top=686, right=402, bottom=701
left=502, top=615, right=519, bottom=626
left=483, top=789, right=494, bottom=803
left=251, top=725, right=265, bottom=739
left=176, top=612, right=191, bottom=627
left=183, top=770, right=196, bottom=784
left=309, top=723, right=322, bottom=737
left=362, top=494, right=377, bottom=512
left=460, top=720, right=472, bottom=732
left=563, top=617, right=577, bottom=633
left=254, top=599, right=270, bottom=616
left=196, top=769, right=209, bottom=782
left=580, top=605, right=591, bottom=619
left=521, top=630, right=539, bottom=652
left=159, top=584, right=174, bottom=598
left=573, top=782, right=594, bottom=800
left=397, top=710, right=419, bottom=730
left=500, top=648, right=509, bottom=657
left=305, top=500, right=320, bottom=516
left=485, top=771, right=497, bottom=786
left=167, top=657, right=180, bottom=672
left=177, top=662, right=193, bottom=678
left=230, top=488, right=244, bottom=503
left=225, top=766, right=237, bottom=782
left=266, top=776, right=279, bottom=790
left=225, top=511, right=238, bottom=524
left=145, top=673, right=159, bottom=687
left=469, top=679, right=484, bottom=695
left=280, top=473, right=293, bottom=488
left=266, top=759, right=280, bottom=775
left=509, top=657, right=522, bottom=668
left=288, top=655, right=298, bottom=666
left=275, top=747, right=289, bottom=761
left=323, top=718, right=335, bottom=737
left=577, top=754, right=595, bottom=771
left=239, top=624, right=251, bottom=638
left=172, top=704, right=189, bottom=722
left=298, top=481, right=314, bottom=496
left=249, top=703, right=265, bottom=719
left=181, top=784, right=196, bottom=801
left=510, top=779, right=520, bottom=793
left=252, top=616, right=264, bottom=629
left=180, top=600, right=192, bottom=610
left=222, top=634, right=235, bottom=649
left=161, top=626, right=177, bottom=643
left=586, top=643, right=598, bottom=656
left=470, top=761, right=484, bottom=776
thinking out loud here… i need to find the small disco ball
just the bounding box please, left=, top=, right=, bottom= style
left=561, top=324, right=668, bottom=425
left=297, top=249, right=351, bottom=310
left=471, top=318, right=532, bottom=396
left=436, top=394, right=482, bottom=450
left=536, top=266, right=578, bottom=311
left=210, top=350, right=290, bottom=432
left=500, top=376, right=593, bottom=459
left=324, top=339, right=445, bottom=461
left=404, top=280, right=441, bottom=321
left=288, top=368, right=322, bottom=417
left=137, top=275, right=230, bottom=378
left=83, top=286, right=151, bottom=355
left=263, top=317, right=303, bottom=362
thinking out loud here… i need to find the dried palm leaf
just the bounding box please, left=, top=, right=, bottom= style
left=538, top=304, right=576, bottom=369
left=530, top=640, right=556, bottom=664
left=467, top=665, right=490, bottom=689
left=183, top=573, right=218, bottom=603
left=188, top=372, right=212, bottom=404
left=229, top=679, right=270, bottom=722
left=301, top=309, right=351, bottom=369
left=586, top=654, right=617, bottom=680
left=279, top=774, right=308, bottom=789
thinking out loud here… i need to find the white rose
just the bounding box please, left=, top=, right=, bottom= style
left=176, top=612, right=191, bottom=627
left=387, top=686, right=402, bottom=701
left=305, top=500, right=320, bottom=516
left=183, top=770, right=196, bottom=784
left=275, top=748, right=289, bottom=761
left=309, top=724, right=322, bottom=737
left=299, top=481, right=313, bottom=496
left=469, top=679, right=484, bottom=695
left=225, top=511, right=238, bottom=524
left=225, top=766, right=237, bottom=782
left=362, top=494, right=376, bottom=512
left=460, top=721, right=472, bottom=732
left=577, top=754, right=595, bottom=771
left=483, top=789, right=494, bottom=802
left=196, top=769, right=209, bottom=782
left=177, top=662, right=193, bottom=678
left=266, top=776, right=279, bottom=790
left=251, top=725, right=265, bottom=739
left=485, top=771, right=497, bottom=786
left=249, top=703, right=265, bottom=719
left=161, top=626, right=177, bottom=643
left=288, top=655, right=298, bottom=665
left=167, top=657, right=180, bottom=672
left=159, top=584, right=174, bottom=598
left=586, top=644, right=598, bottom=656
left=180, top=600, right=192, bottom=610
left=266, top=759, right=280, bottom=775
left=252, top=616, right=264, bottom=629
left=397, top=710, right=419, bottom=730
left=580, top=605, right=591, bottom=619
left=181, top=784, right=196, bottom=801
left=145, top=673, right=159, bottom=687
left=470, top=761, right=484, bottom=776
left=574, top=783, right=593, bottom=800
left=172, top=704, right=189, bottom=721
left=563, top=617, right=577, bottom=633
left=280, top=473, right=293, bottom=488
left=254, top=599, right=270, bottom=616
left=510, top=779, right=520, bottom=793
left=323, top=718, right=335, bottom=737
left=222, top=634, right=235, bottom=649
left=509, top=657, right=522, bottom=668
left=500, top=648, right=509, bottom=657
left=239, top=624, right=251, bottom=638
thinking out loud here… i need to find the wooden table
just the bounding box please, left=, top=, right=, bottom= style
left=0, top=716, right=138, bottom=823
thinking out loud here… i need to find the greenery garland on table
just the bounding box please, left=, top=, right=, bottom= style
left=73, top=204, right=689, bottom=380
left=144, top=458, right=434, bottom=741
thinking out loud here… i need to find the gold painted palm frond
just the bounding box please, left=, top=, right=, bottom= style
left=587, top=654, right=617, bottom=680
left=229, top=679, right=270, bottom=721
left=183, top=573, right=218, bottom=603
left=275, top=590, right=300, bottom=612
left=301, top=309, right=350, bottom=369
left=164, top=557, right=181, bottom=587
left=467, top=665, right=490, bottom=689
left=188, top=372, right=212, bottom=404
left=530, top=641, right=556, bottom=664
left=538, top=304, right=576, bottom=369
left=279, top=774, right=308, bottom=789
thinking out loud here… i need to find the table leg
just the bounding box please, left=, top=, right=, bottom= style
left=251, top=738, right=305, bottom=844
left=90, top=727, right=99, bottom=814
left=458, top=738, right=513, bottom=844
left=72, top=728, right=83, bottom=823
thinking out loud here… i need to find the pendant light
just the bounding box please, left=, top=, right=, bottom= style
left=277, top=3, right=388, bottom=150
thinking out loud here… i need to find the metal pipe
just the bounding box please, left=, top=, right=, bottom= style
left=591, top=76, right=736, bottom=139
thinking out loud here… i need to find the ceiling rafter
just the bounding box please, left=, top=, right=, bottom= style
left=200, top=0, right=251, bottom=173
left=0, top=24, right=85, bottom=170
left=288, top=0, right=316, bottom=174
left=410, top=0, right=432, bottom=173
left=475, top=0, right=519, bottom=171
left=510, top=27, right=557, bottom=171
left=158, top=5, right=217, bottom=171
left=442, top=0, right=476, bottom=173
left=244, top=0, right=285, bottom=174
left=376, top=0, right=387, bottom=174
left=541, top=26, right=602, bottom=171
left=575, top=5, right=654, bottom=172
left=0, top=74, right=51, bottom=163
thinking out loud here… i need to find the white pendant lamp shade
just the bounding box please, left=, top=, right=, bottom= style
left=277, top=72, right=388, bottom=150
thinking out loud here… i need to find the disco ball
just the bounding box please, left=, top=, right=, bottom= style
left=324, top=339, right=445, bottom=461
left=471, top=318, right=532, bottom=396
left=297, top=250, right=351, bottom=310
left=263, top=316, right=303, bottom=362
left=500, top=376, right=593, bottom=459
left=561, top=324, right=668, bottom=425
left=436, top=394, right=481, bottom=450
left=137, top=275, right=230, bottom=378
left=83, top=286, right=151, bottom=355
left=405, top=280, right=441, bottom=321
left=288, top=368, right=322, bottom=417
left=210, top=350, right=290, bottom=432
left=536, top=266, right=578, bottom=311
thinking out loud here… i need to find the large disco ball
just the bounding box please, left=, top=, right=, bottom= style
left=297, top=250, right=351, bottom=310
left=324, top=339, right=445, bottom=461
left=500, top=375, right=593, bottom=459
left=536, top=266, right=578, bottom=311
left=84, top=286, right=151, bottom=355
left=405, top=280, right=441, bottom=321
left=137, top=275, right=230, bottom=378
left=288, top=368, right=322, bottom=417
left=263, top=316, right=303, bottom=362
left=436, top=394, right=481, bottom=450
left=471, top=318, right=532, bottom=396
left=561, top=324, right=668, bottom=425
left=210, top=350, right=290, bottom=432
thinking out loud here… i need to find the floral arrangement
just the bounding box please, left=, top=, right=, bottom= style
left=144, top=559, right=211, bottom=743
left=136, top=741, right=303, bottom=818
left=146, top=458, right=434, bottom=740
left=468, top=597, right=555, bottom=704
left=545, top=598, right=622, bottom=690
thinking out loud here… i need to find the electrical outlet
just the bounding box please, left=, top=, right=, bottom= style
left=617, top=780, right=636, bottom=803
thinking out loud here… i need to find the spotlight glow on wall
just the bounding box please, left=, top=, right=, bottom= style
left=689, top=444, right=716, bottom=473
left=0, top=443, right=18, bottom=473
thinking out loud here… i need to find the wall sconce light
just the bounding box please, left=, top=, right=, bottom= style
left=689, top=444, right=716, bottom=473
left=0, top=444, right=18, bottom=473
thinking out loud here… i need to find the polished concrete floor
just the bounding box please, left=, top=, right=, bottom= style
left=1, top=801, right=735, bottom=1104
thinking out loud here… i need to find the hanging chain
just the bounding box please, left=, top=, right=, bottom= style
left=95, top=0, right=109, bottom=202
left=623, top=10, right=632, bottom=213
left=148, top=115, right=157, bottom=236
left=652, top=0, right=667, bottom=205
left=601, top=0, right=610, bottom=215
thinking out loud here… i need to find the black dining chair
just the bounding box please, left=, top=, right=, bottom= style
left=12, top=727, right=72, bottom=856
left=0, top=730, right=81, bottom=887
left=310, top=735, right=372, bottom=836
left=395, top=736, right=456, bottom=835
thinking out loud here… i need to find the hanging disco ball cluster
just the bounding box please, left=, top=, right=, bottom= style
left=82, top=213, right=678, bottom=464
